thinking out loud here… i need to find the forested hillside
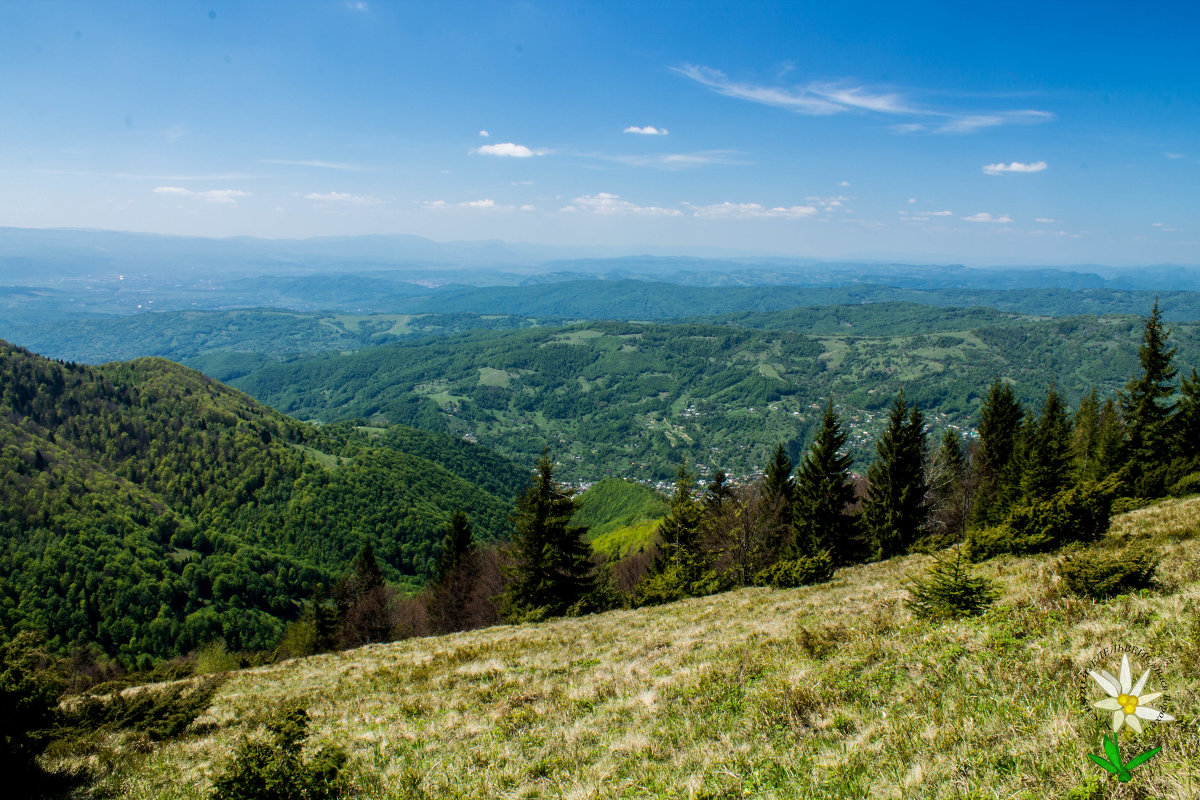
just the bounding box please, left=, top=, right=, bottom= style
left=229, top=314, right=1200, bottom=482
left=0, top=341, right=524, bottom=666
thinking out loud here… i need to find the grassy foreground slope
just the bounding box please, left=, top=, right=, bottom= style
left=79, top=497, right=1200, bottom=799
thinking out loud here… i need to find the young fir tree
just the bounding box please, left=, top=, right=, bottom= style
left=502, top=452, right=594, bottom=620
left=1122, top=300, right=1178, bottom=462
left=792, top=401, right=859, bottom=563
left=703, top=469, right=735, bottom=511
left=638, top=457, right=711, bottom=604
left=756, top=442, right=796, bottom=561
left=862, top=392, right=928, bottom=560
left=1073, top=388, right=1102, bottom=481
left=972, top=379, right=1024, bottom=524
left=1020, top=386, right=1074, bottom=501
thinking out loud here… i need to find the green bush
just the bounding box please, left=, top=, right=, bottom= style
left=969, top=480, right=1116, bottom=561
left=905, top=550, right=998, bottom=620
left=0, top=632, right=64, bottom=780
left=1168, top=472, right=1200, bottom=498
left=211, top=702, right=347, bottom=800
left=753, top=550, right=835, bottom=589
left=58, top=676, right=225, bottom=743
left=1058, top=546, right=1159, bottom=599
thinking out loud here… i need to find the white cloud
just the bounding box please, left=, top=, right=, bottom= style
left=963, top=212, right=1013, bottom=223
left=1152, top=222, right=1179, bottom=232
left=423, top=198, right=514, bottom=211
left=687, top=202, right=816, bottom=219
left=473, top=142, right=542, bottom=157
left=304, top=191, right=382, bottom=205
left=1035, top=217, right=1057, bottom=223
left=982, top=160, right=1048, bottom=175
left=930, top=210, right=954, bottom=216
left=624, top=125, right=669, bottom=135
left=601, top=150, right=744, bottom=169
left=1165, top=152, right=1184, bottom=159
left=153, top=186, right=249, bottom=204
left=262, top=159, right=367, bottom=171
left=673, top=63, right=1054, bottom=134
left=838, top=180, right=851, bottom=187
left=564, top=193, right=683, bottom=216
left=479, top=130, right=490, bottom=137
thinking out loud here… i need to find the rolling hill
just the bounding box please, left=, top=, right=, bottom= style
left=0, top=340, right=526, bottom=666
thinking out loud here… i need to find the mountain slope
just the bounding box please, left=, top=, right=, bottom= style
left=69, top=495, right=1200, bottom=799
left=0, top=341, right=523, bottom=664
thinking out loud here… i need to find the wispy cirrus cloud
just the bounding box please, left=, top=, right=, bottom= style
left=594, top=150, right=745, bottom=170
left=262, top=159, right=369, bottom=172
left=963, top=211, right=1013, bottom=223
left=672, top=64, right=1053, bottom=134
left=472, top=142, right=545, bottom=158
left=624, top=125, right=669, bottom=135
left=305, top=191, right=382, bottom=205
left=153, top=186, right=249, bottom=204
left=423, top=198, right=535, bottom=211
left=983, top=160, right=1047, bottom=175
left=686, top=201, right=816, bottom=219
left=562, top=193, right=683, bottom=216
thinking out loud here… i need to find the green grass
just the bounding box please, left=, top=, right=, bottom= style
left=59, top=496, right=1200, bottom=799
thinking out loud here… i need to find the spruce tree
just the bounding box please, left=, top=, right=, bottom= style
left=435, top=510, right=475, bottom=582
left=1175, top=368, right=1200, bottom=461
left=1072, top=388, right=1102, bottom=481
left=703, top=470, right=735, bottom=511
left=756, top=442, right=796, bottom=561
left=1020, top=386, right=1074, bottom=501
left=972, top=379, right=1024, bottom=523
left=862, top=392, right=928, bottom=559
left=638, top=457, right=712, bottom=603
left=927, top=428, right=969, bottom=544
left=792, top=401, right=859, bottom=563
left=502, top=452, right=594, bottom=620
left=1122, top=300, right=1178, bottom=461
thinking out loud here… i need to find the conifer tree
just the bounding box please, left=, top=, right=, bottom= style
left=1020, top=386, right=1074, bottom=501
left=434, top=510, right=475, bottom=582
left=703, top=470, right=735, bottom=511
left=1122, top=300, right=1178, bottom=461
left=862, top=392, right=928, bottom=559
left=972, top=379, right=1024, bottom=523
left=1073, top=388, right=1102, bottom=480
left=502, top=452, right=594, bottom=620
left=637, top=457, right=712, bottom=604
left=761, top=443, right=795, bottom=524
left=1175, top=367, right=1200, bottom=461
left=792, top=401, right=858, bottom=563
left=927, top=428, right=970, bottom=544
left=756, top=442, right=796, bottom=559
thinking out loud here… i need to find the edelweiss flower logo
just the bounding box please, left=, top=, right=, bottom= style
left=1089, top=653, right=1174, bottom=734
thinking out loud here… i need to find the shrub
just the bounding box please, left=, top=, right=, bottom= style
left=905, top=550, right=998, bottom=620
left=969, top=480, right=1116, bottom=561
left=0, top=632, right=64, bottom=780
left=59, top=676, right=225, bottom=743
left=1058, top=546, right=1159, bottom=599
left=1168, top=472, right=1200, bottom=498
left=753, top=550, right=835, bottom=589
left=211, top=701, right=347, bottom=800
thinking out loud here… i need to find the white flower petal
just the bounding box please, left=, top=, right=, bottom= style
left=1134, top=706, right=1174, bottom=723
left=1119, top=655, right=1132, bottom=694
left=1132, top=668, right=1150, bottom=696
left=1094, top=698, right=1123, bottom=711
left=1089, top=669, right=1120, bottom=697
left=1112, top=709, right=1125, bottom=732
left=1138, top=691, right=1163, bottom=706
left=1126, top=713, right=1143, bottom=734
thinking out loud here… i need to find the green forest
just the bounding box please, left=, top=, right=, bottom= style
left=0, top=341, right=526, bottom=668
left=227, top=312, right=1200, bottom=482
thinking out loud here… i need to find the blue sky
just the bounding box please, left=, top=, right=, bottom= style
left=2, top=0, right=1197, bottom=265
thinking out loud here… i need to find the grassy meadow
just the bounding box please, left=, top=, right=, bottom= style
left=56, top=497, right=1200, bottom=799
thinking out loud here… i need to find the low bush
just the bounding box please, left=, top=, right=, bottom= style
left=753, top=550, right=835, bottom=589
left=1058, top=546, right=1158, bottom=599
left=211, top=701, right=347, bottom=800
left=905, top=550, right=998, bottom=620
left=969, top=480, right=1116, bottom=561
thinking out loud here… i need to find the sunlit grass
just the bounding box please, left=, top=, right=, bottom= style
left=59, top=496, right=1200, bottom=799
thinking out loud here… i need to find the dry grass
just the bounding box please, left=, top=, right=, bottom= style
left=57, top=496, right=1200, bottom=799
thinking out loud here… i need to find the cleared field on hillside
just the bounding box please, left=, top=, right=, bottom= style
left=62, top=497, right=1200, bottom=799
